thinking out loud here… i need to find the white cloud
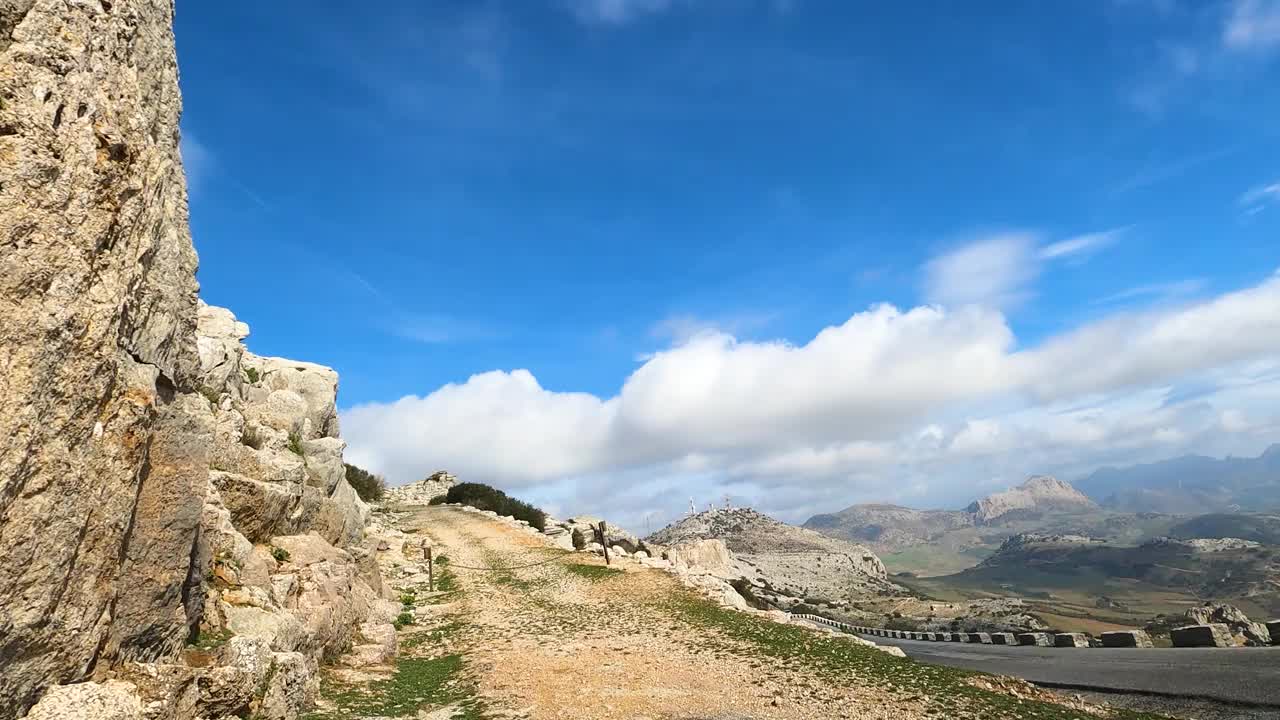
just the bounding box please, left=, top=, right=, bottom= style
left=923, top=230, right=1120, bottom=310
left=1040, top=229, right=1124, bottom=262
left=566, top=0, right=675, bottom=25
left=923, top=233, right=1041, bottom=309
left=1224, top=0, right=1280, bottom=51
left=1240, top=181, right=1280, bottom=214
left=180, top=131, right=214, bottom=195
left=344, top=271, right=1280, bottom=526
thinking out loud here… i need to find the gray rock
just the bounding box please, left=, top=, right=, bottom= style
left=1017, top=632, right=1053, bottom=646
left=989, top=632, right=1016, bottom=645
left=1054, top=633, right=1090, bottom=648
left=1171, top=624, right=1235, bottom=648
left=1100, top=630, right=1154, bottom=648
left=1184, top=603, right=1271, bottom=646
left=965, top=633, right=992, bottom=644
left=24, top=681, right=144, bottom=720
left=1267, top=620, right=1280, bottom=645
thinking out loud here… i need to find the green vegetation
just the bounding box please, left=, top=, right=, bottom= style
left=571, top=528, right=586, bottom=550
left=564, top=563, right=622, bottom=581
left=400, top=591, right=417, bottom=608
left=344, top=462, right=386, bottom=502
left=441, top=482, right=546, bottom=531
left=271, top=546, right=290, bottom=563
left=244, top=367, right=260, bottom=384
left=664, top=591, right=1163, bottom=720
left=240, top=424, right=265, bottom=450
left=306, top=655, right=484, bottom=719
left=188, top=628, right=234, bottom=651
left=198, top=386, right=221, bottom=410
left=286, top=431, right=304, bottom=456
left=393, top=611, right=415, bottom=630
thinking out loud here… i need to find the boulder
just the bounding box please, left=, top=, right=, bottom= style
left=1171, top=624, right=1234, bottom=648
left=965, top=633, right=992, bottom=644
left=1100, top=630, right=1154, bottom=648
left=665, top=539, right=736, bottom=577
left=1184, top=604, right=1271, bottom=646
left=1054, top=633, right=1090, bottom=648
left=990, top=633, right=1016, bottom=645
left=1017, top=633, right=1053, bottom=647
left=1267, top=620, right=1280, bottom=645
left=25, top=681, right=144, bottom=720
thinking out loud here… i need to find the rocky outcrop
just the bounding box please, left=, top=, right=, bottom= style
left=0, top=4, right=384, bottom=717
left=1184, top=603, right=1271, bottom=646
left=648, top=508, right=897, bottom=605
left=965, top=476, right=1097, bottom=525
left=0, top=0, right=207, bottom=713
left=383, top=470, right=457, bottom=505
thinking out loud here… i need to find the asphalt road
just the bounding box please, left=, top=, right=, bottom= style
left=859, top=633, right=1280, bottom=707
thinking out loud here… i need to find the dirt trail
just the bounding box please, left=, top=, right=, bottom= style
left=308, top=505, right=1163, bottom=720
left=402, top=506, right=909, bottom=720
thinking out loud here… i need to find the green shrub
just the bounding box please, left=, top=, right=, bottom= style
left=244, top=367, right=260, bottom=384
left=428, top=494, right=447, bottom=505
left=286, top=431, right=304, bottom=456
left=271, top=546, right=290, bottom=563
left=344, top=463, right=386, bottom=502
left=394, top=611, right=415, bottom=629
left=441, top=482, right=546, bottom=531
left=400, top=592, right=417, bottom=608
left=571, top=528, right=586, bottom=550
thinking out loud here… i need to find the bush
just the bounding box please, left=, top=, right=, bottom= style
left=286, top=431, right=304, bottom=456
left=393, top=611, right=415, bottom=629
left=571, top=528, right=586, bottom=550
left=428, top=494, right=447, bottom=506
left=344, top=463, right=386, bottom=502
left=271, top=547, right=290, bottom=563
left=441, top=482, right=546, bottom=531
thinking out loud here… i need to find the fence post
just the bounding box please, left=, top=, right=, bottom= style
left=593, top=521, right=611, bottom=566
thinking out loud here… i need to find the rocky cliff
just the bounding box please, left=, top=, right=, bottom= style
left=0, top=4, right=389, bottom=718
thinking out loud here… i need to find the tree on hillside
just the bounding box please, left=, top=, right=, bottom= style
left=344, top=463, right=386, bottom=502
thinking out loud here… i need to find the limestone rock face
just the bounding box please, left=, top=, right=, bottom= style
left=197, top=303, right=368, bottom=547
left=966, top=475, right=1097, bottom=525
left=23, top=681, right=144, bottom=720
left=1184, top=603, right=1271, bottom=646
left=0, top=0, right=207, bottom=713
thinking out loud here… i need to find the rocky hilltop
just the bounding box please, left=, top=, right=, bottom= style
left=965, top=476, right=1096, bottom=525
left=804, top=476, right=1100, bottom=569
left=805, top=504, right=974, bottom=552
left=0, top=4, right=394, bottom=718
left=648, top=508, right=897, bottom=604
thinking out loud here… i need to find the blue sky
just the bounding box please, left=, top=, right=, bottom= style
left=177, top=1, right=1280, bottom=526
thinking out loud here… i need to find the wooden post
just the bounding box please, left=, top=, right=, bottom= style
left=594, top=521, right=611, bottom=566
left=427, top=546, right=434, bottom=592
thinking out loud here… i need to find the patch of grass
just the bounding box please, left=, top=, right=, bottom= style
left=188, top=628, right=234, bottom=651
left=663, top=590, right=1166, bottom=720
left=564, top=563, right=623, bottom=581
left=244, top=367, right=260, bottom=384
left=307, top=655, right=485, bottom=719
left=287, top=431, right=304, bottom=456
left=400, top=591, right=417, bottom=608
left=272, top=546, right=290, bottom=563
left=401, top=620, right=466, bottom=650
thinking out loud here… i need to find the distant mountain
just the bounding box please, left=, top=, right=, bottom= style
left=647, top=507, right=899, bottom=602
left=804, top=475, right=1098, bottom=555
left=964, top=475, right=1097, bottom=524
left=1078, top=444, right=1280, bottom=513
left=1168, top=513, right=1280, bottom=545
